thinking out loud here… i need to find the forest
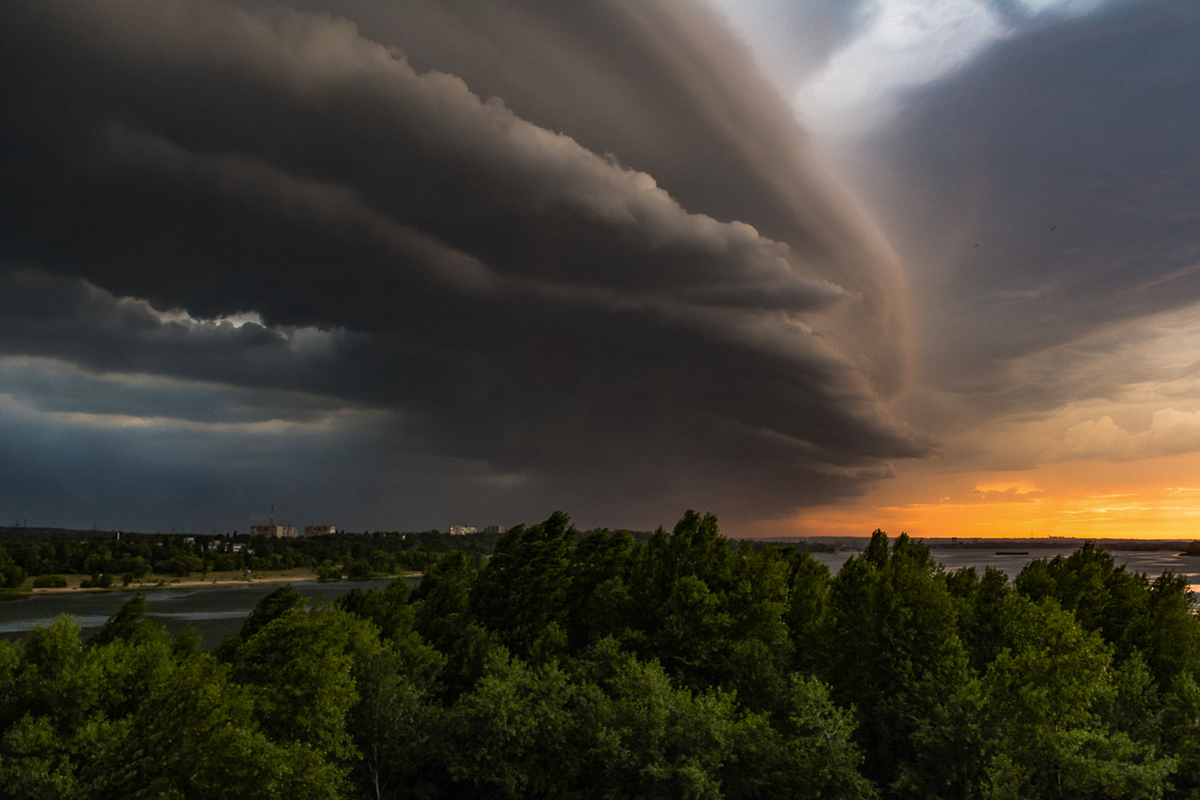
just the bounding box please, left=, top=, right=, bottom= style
left=1, top=510, right=1197, bottom=799
left=0, top=528, right=508, bottom=587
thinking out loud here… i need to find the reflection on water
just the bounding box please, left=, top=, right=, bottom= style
left=808, top=548, right=1200, bottom=590
left=0, top=578, right=418, bottom=649
left=0, top=614, right=114, bottom=635
left=0, top=610, right=254, bottom=635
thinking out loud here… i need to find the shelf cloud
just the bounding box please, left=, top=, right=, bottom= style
left=0, top=0, right=930, bottom=530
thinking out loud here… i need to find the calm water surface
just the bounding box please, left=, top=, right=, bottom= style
left=808, top=547, right=1200, bottom=589
left=0, top=578, right=418, bottom=649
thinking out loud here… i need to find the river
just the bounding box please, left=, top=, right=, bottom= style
left=0, top=578, right=416, bottom=649
left=808, top=547, right=1200, bottom=589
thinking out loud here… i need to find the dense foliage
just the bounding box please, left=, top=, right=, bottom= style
left=1, top=511, right=1197, bottom=799
left=0, top=529, right=508, bottom=585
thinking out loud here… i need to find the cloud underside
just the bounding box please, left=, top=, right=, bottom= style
left=0, top=0, right=930, bottom=526
left=851, top=0, right=1200, bottom=472
left=883, top=0, right=1200, bottom=374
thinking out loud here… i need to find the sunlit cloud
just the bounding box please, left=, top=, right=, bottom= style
left=1058, top=410, right=1200, bottom=463
left=971, top=486, right=1046, bottom=503
left=798, top=0, right=1004, bottom=135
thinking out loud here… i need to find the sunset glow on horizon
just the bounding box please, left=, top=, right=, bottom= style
left=761, top=456, right=1200, bottom=540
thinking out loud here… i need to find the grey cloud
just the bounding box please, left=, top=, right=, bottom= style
left=267, top=0, right=910, bottom=390
left=0, top=370, right=538, bottom=533
left=0, top=352, right=357, bottom=428
left=0, top=0, right=931, bottom=528
left=104, top=124, right=850, bottom=314
left=863, top=0, right=1200, bottom=415
left=0, top=269, right=373, bottom=405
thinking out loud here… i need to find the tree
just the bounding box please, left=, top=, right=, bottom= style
left=0, top=615, right=345, bottom=800
left=783, top=547, right=832, bottom=675
left=821, top=530, right=976, bottom=796
left=216, top=583, right=307, bottom=660
left=1015, top=543, right=1149, bottom=662
left=339, top=579, right=419, bottom=643
left=622, top=511, right=793, bottom=708
left=945, top=566, right=1013, bottom=673
left=977, top=595, right=1175, bottom=799
left=87, top=592, right=156, bottom=648
left=83, top=655, right=344, bottom=800
left=0, top=548, right=26, bottom=589
left=230, top=605, right=379, bottom=766
left=470, top=512, right=575, bottom=658
left=444, top=650, right=577, bottom=799
left=348, top=645, right=447, bottom=800
left=563, top=529, right=635, bottom=648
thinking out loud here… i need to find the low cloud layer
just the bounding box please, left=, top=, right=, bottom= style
left=1059, top=410, right=1200, bottom=463
left=0, top=0, right=930, bottom=530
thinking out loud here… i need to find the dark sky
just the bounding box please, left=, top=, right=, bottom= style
left=0, top=0, right=931, bottom=533
left=3, top=0, right=1198, bottom=537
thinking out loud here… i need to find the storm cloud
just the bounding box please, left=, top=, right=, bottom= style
left=0, top=0, right=930, bottom=530
left=873, top=0, right=1200, bottom=385
left=814, top=0, right=1200, bottom=468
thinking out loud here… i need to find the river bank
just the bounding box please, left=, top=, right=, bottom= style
left=15, top=568, right=420, bottom=595
left=0, top=576, right=422, bottom=646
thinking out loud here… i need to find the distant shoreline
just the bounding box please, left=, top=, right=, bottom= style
left=15, top=569, right=420, bottom=596
left=759, top=536, right=1195, bottom=552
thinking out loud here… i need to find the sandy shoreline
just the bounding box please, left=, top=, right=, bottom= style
left=20, top=570, right=420, bottom=595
